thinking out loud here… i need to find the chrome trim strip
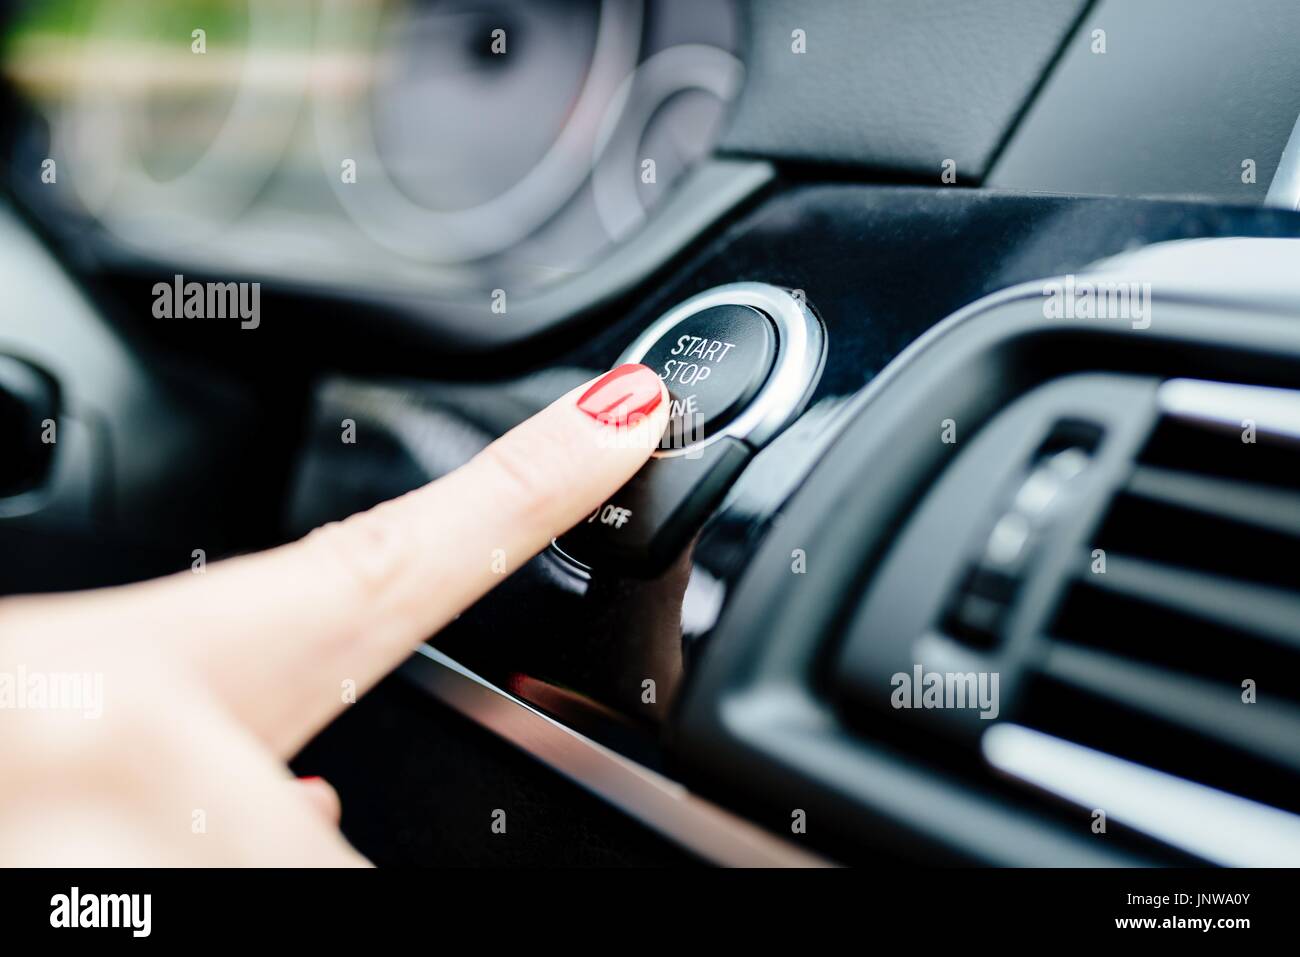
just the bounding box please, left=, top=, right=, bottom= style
left=616, top=282, right=826, bottom=458
left=402, top=646, right=833, bottom=867
left=983, top=724, right=1300, bottom=867
left=1159, top=377, right=1300, bottom=444
left=1266, top=112, right=1300, bottom=211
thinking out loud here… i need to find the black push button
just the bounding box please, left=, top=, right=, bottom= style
left=640, top=305, right=775, bottom=449
left=556, top=438, right=750, bottom=573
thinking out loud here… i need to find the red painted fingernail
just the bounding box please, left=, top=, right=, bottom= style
left=298, top=775, right=323, bottom=783
left=576, top=363, right=663, bottom=426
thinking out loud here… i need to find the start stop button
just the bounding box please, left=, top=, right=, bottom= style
left=640, top=304, right=776, bottom=449
left=553, top=283, right=823, bottom=574
left=616, top=283, right=825, bottom=459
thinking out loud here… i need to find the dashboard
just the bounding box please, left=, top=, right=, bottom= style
left=4, top=0, right=1300, bottom=873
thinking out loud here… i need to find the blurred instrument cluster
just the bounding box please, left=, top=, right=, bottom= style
left=2, top=0, right=741, bottom=299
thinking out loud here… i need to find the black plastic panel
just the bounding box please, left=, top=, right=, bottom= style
left=988, top=0, right=1300, bottom=203
left=835, top=373, right=1160, bottom=741
left=720, top=0, right=1090, bottom=179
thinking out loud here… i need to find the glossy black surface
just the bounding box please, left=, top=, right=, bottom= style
left=555, top=436, right=751, bottom=573
left=293, top=674, right=699, bottom=867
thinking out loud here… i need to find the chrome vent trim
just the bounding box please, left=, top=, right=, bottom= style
left=1158, top=378, right=1300, bottom=444
left=983, top=724, right=1300, bottom=867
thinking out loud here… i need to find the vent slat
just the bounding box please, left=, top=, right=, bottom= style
left=1083, top=553, right=1300, bottom=656
left=1037, top=643, right=1300, bottom=772
left=1096, top=493, right=1300, bottom=593
left=1126, top=465, right=1300, bottom=538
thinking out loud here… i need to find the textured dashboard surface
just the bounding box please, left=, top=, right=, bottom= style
left=988, top=0, right=1300, bottom=202
left=719, top=0, right=1090, bottom=178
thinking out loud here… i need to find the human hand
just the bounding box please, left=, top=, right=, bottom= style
left=0, top=365, right=667, bottom=865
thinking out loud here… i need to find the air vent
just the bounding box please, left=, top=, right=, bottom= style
left=679, top=277, right=1300, bottom=866
left=835, top=372, right=1300, bottom=864
left=994, top=379, right=1300, bottom=864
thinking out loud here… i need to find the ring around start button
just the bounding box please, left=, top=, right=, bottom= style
left=639, top=304, right=776, bottom=449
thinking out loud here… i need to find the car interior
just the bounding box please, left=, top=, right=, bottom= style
left=3, top=0, right=1300, bottom=868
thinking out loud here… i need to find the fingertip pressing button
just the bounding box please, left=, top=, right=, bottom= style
left=554, top=283, right=824, bottom=575
left=575, top=363, right=665, bottom=427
